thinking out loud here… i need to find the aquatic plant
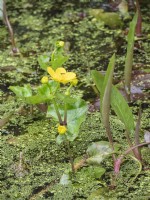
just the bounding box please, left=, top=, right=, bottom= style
left=91, top=52, right=148, bottom=176
left=9, top=41, right=88, bottom=173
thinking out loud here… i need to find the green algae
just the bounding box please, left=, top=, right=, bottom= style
left=1, top=0, right=150, bottom=199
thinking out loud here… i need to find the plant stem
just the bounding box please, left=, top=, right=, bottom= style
left=134, top=106, right=142, bottom=160
left=135, top=0, right=142, bottom=37
left=52, top=99, right=63, bottom=125
left=67, top=141, right=75, bottom=174
left=123, top=142, right=150, bottom=156
left=114, top=142, right=150, bottom=174
left=105, top=126, right=116, bottom=162
left=64, top=103, right=67, bottom=125
left=125, top=130, right=142, bottom=161
left=2, top=0, right=19, bottom=54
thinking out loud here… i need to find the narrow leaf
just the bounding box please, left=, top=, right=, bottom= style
left=91, top=70, right=135, bottom=132
left=124, top=12, right=138, bottom=95
left=102, top=54, right=115, bottom=126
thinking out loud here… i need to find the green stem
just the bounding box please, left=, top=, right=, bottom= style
left=134, top=106, right=142, bottom=160
left=105, top=126, right=116, bottom=162
left=123, top=142, right=150, bottom=156
left=52, top=99, right=63, bottom=125
left=64, top=103, right=67, bottom=125
left=127, top=155, right=142, bottom=187
left=67, top=141, right=75, bottom=174
left=125, top=130, right=142, bottom=161
left=2, top=0, right=19, bottom=54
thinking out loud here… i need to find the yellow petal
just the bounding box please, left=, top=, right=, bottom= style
left=64, top=72, right=76, bottom=81
left=53, top=73, right=62, bottom=82
left=47, top=67, right=55, bottom=77
left=56, top=67, right=66, bottom=74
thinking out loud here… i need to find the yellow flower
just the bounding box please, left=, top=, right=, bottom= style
left=47, top=67, right=77, bottom=84
left=41, top=76, right=48, bottom=84
left=58, top=125, right=67, bottom=134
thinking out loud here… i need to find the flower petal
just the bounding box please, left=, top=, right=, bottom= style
left=47, top=67, right=55, bottom=77
left=56, top=67, right=66, bottom=74
left=64, top=72, right=76, bottom=81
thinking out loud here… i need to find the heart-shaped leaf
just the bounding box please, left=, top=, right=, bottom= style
left=47, top=98, right=88, bottom=142
left=38, top=54, right=50, bottom=71
left=9, top=84, right=32, bottom=97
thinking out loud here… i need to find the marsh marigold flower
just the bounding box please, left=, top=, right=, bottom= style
left=47, top=67, right=77, bottom=84
left=58, top=125, right=67, bottom=134
left=41, top=76, right=48, bottom=84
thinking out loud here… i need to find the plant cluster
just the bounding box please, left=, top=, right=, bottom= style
left=10, top=14, right=150, bottom=185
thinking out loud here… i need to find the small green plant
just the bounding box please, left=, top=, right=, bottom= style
left=91, top=52, right=148, bottom=175
left=10, top=41, right=88, bottom=173
left=91, top=13, right=149, bottom=178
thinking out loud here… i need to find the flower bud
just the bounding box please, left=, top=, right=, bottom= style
left=58, top=41, right=64, bottom=47
left=71, top=79, right=78, bottom=86
left=41, top=76, right=48, bottom=84
left=58, top=125, right=67, bottom=134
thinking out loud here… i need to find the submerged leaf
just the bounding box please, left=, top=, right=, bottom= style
left=60, top=173, right=71, bottom=185
left=86, top=141, right=116, bottom=165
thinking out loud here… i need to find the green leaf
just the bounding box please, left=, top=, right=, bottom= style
left=38, top=54, right=50, bottom=71
left=47, top=98, right=88, bottom=142
left=25, top=95, right=53, bottom=104
left=124, top=12, right=138, bottom=94
left=88, top=188, right=117, bottom=200
left=9, top=81, right=59, bottom=105
left=102, top=54, right=115, bottom=96
left=25, top=81, right=59, bottom=104
left=56, top=134, right=66, bottom=145
left=51, top=47, right=69, bottom=70
left=86, top=141, right=114, bottom=165
left=102, top=54, right=115, bottom=126
left=92, top=167, right=106, bottom=179
left=56, top=94, right=77, bottom=104
left=91, top=70, right=135, bottom=132
left=9, top=84, right=32, bottom=97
